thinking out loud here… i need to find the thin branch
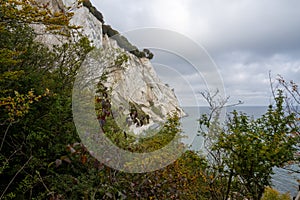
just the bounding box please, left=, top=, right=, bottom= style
left=225, top=99, right=244, bottom=108
left=0, top=122, right=12, bottom=152
left=0, top=156, right=33, bottom=199
left=269, top=71, right=277, bottom=102
left=36, top=171, right=55, bottom=198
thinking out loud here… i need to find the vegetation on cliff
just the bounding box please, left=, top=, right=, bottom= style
left=0, top=0, right=299, bottom=199
left=82, top=0, right=154, bottom=60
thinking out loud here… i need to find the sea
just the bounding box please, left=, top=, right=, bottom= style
left=180, top=106, right=300, bottom=197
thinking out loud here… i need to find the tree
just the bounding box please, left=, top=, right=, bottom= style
left=0, top=1, right=209, bottom=199
left=143, top=49, right=154, bottom=60
left=270, top=73, right=300, bottom=129
left=0, top=1, right=96, bottom=198
left=199, top=91, right=299, bottom=200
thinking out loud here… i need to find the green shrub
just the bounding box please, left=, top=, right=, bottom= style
left=261, top=187, right=290, bottom=200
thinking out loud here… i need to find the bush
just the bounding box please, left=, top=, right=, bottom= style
left=261, top=187, right=290, bottom=200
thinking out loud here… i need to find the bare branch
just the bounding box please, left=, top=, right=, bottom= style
left=269, top=71, right=277, bottom=102
left=0, top=122, right=12, bottom=152
left=0, top=156, right=33, bottom=199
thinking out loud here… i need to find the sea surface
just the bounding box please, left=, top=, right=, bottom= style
left=180, top=106, right=300, bottom=197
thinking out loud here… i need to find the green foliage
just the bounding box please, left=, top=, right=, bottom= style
left=0, top=3, right=210, bottom=199
left=95, top=94, right=181, bottom=153
left=79, top=150, right=209, bottom=199
left=102, top=24, right=154, bottom=60
left=83, top=0, right=154, bottom=59
left=0, top=0, right=77, bottom=36
left=143, top=48, right=154, bottom=59
left=120, top=150, right=210, bottom=199
left=82, top=0, right=140, bottom=61
left=6, top=1, right=299, bottom=199
left=275, top=75, right=300, bottom=129
left=0, top=1, right=96, bottom=198
left=261, top=187, right=291, bottom=200
left=130, top=112, right=182, bottom=153
left=199, top=91, right=299, bottom=200
left=114, top=53, right=129, bottom=67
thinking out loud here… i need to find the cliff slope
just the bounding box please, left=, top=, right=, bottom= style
left=36, top=0, right=184, bottom=127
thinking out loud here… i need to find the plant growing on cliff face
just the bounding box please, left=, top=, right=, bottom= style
left=102, top=24, right=155, bottom=60
left=199, top=91, right=299, bottom=200
left=143, top=48, right=154, bottom=60
left=0, top=1, right=96, bottom=198
left=0, top=0, right=78, bottom=36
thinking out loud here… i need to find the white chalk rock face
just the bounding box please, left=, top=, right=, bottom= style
left=101, top=36, right=185, bottom=123
left=68, top=3, right=102, bottom=48
left=36, top=0, right=184, bottom=124
left=34, top=0, right=102, bottom=48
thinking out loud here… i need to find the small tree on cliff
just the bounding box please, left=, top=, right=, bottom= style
left=199, top=90, right=299, bottom=200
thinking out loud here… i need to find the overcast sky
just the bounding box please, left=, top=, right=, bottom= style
left=91, top=0, right=300, bottom=106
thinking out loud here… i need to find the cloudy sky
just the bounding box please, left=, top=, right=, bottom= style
left=91, top=0, right=300, bottom=106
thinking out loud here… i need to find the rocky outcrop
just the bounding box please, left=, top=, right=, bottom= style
left=34, top=0, right=102, bottom=48
left=36, top=0, right=184, bottom=124
left=69, top=1, right=102, bottom=48
left=101, top=35, right=184, bottom=123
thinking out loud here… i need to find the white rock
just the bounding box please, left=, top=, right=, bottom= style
left=101, top=36, right=185, bottom=124
left=69, top=4, right=102, bottom=48
left=34, top=0, right=102, bottom=48
left=35, top=0, right=184, bottom=128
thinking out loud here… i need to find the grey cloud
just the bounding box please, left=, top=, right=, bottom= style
left=93, top=0, right=300, bottom=56
left=185, top=0, right=300, bottom=56
left=90, top=0, right=300, bottom=105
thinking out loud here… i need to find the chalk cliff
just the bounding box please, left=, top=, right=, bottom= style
left=101, top=35, right=184, bottom=124
left=36, top=0, right=184, bottom=125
